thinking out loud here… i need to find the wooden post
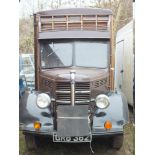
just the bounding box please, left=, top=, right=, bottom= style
left=66, top=15, right=68, bottom=30
left=52, top=16, right=54, bottom=30
left=81, top=15, right=83, bottom=30
left=96, top=15, right=98, bottom=31
left=110, top=15, right=115, bottom=91
left=34, top=14, right=40, bottom=90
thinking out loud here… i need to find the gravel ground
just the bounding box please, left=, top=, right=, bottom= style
left=19, top=107, right=134, bottom=155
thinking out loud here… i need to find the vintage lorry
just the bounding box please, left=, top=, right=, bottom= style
left=19, top=8, right=129, bottom=151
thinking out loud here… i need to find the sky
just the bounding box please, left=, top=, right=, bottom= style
left=19, top=0, right=94, bottom=18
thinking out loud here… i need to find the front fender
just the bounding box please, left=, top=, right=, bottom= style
left=93, top=91, right=129, bottom=134
left=19, top=91, right=53, bottom=134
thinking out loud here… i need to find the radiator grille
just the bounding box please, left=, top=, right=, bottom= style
left=56, top=82, right=90, bottom=104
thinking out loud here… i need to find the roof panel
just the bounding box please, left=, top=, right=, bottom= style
left=37, top=8, right=112, bottom=16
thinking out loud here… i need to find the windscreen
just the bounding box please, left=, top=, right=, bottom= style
left=75, top=41, right=108, bottom=68
left=40, top=41, right=72, bottom=68
left=40, top=40, right=109, bottom=68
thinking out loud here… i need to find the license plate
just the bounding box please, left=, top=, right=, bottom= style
left=53, top=132, right=91, bottom=142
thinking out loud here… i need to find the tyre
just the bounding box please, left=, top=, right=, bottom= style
left=25, top=134, right=40, bottom=150
left=111, top=134, right=124, bottom=149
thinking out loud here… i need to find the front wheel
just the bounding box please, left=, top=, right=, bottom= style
left=25, top=134, right=41, bottom=150
left=111, top=134, right=124, bottom=149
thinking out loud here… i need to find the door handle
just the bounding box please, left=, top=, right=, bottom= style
left=120, top=70, right=124, bottom=73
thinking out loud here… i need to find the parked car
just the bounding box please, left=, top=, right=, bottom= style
left=19, top=54, right=35, bottom=88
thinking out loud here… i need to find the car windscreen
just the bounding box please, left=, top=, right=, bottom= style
left=40, top=40, right=109, bottom=68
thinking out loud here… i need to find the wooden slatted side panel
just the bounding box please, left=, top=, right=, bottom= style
left=68, top=15, right=81, bottom=30
left=40, top=16, right=52, bottom=31
left=53, top=15, right=66, bottom=31
left=83, top=15, right=96, bottom=30
left=39, top=15, right=109, bottom=32
left=97, top=15, right=109, bottom=31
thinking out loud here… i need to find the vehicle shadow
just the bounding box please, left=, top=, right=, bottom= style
left=27, top=137, right=126, bottom=155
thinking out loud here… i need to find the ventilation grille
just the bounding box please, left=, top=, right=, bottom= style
left=42, top=79, right=53, bottom=89
left=94, top=78, right=107, bottom=88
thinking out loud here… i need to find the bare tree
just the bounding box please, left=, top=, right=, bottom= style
left=19, top=17, right=34, bottom=53
left=92, top=0, right=133, bottom=30
left=49, top=0, right=63, bottom=9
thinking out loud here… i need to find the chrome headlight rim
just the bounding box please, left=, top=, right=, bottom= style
left=36, top=93, right=51, bottom=109
left=95, top=94, right=110, bottom=109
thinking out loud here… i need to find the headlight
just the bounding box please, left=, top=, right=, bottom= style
left=95, top=94, right=110, bottom=109
left=37, top=93, right=51, bottom=108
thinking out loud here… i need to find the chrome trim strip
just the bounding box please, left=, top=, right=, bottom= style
left=75, top=90, right=90, bottom=93
left=75, top=100, right=90, bottom=103
left=56, top=90, right=90, bottom=93
left=71, top=83, right=75, bottom=106
left=56, top=100, right=71, bottom=103
left=56, top=100, right=90, bottom=104
left=70, top=70, right=76, bottom=106
left=56, top=98, right=95, bottom=104
left=56, top=90, right=70, bottom=93
left=51, top=98, right=55, bottom=101
left=90, top=98, right=95, bottom=102
left=58, top=117, right=88, bottom=119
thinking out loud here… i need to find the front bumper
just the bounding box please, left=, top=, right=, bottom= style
left=20, top=123, right=124, bottom=137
